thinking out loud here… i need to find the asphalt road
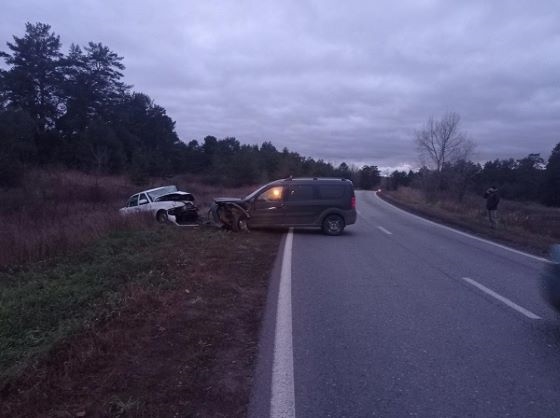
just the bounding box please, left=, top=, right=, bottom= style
left=250, top=191, right=560, bottom=418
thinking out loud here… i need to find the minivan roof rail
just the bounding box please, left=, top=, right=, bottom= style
left=280, top=177, right=351, bottom=182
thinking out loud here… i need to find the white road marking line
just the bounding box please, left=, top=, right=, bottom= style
left=271, top=229, right=296, bottom=418
left=374, top=193, right=549, bottom=263
left=461, top=277, right=541, bottom=320
left=377, top=226, right=393, bottom=235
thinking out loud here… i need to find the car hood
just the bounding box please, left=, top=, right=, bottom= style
left=155, top=191, right=195, bottom=202
left=213, top=197, right=245, bottom=204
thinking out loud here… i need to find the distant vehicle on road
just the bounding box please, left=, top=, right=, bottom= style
left=120, top=185, right=198, bottom=225
left=209, top=177, right=357, bottom=235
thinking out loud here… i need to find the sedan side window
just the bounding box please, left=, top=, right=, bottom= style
left=257, top=186, right=284, bottom=202
left=128, top=195, right=139, bottom=207
left=138, top=193, right=149, bottom=205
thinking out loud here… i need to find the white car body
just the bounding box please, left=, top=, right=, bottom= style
left=120, top=185, right=198, bottom=224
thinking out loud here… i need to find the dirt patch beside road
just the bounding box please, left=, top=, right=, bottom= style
left=1, top=226, right=281, bottom=417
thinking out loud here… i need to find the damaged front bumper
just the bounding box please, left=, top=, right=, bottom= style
left=167, top=203, right=199, bottom=225
left=208, top=201, right=250, bottom=231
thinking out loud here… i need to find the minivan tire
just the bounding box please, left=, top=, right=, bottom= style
left=235, top=215, right=249, bottom=232
left=322, top=214, right=345, bottom=236
left=230, top=209, right=249, bottom=232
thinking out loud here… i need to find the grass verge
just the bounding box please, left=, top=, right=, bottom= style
left=380, top=188, right=560, bottom=257
left=1, top=225, right=281, bottom=417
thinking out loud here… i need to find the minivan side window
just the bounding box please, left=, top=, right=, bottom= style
left=257, top=186, right=284, bottom=202
left=318, top=185, right=345, bottom=199
left=286, top=185, right=315, bottom=201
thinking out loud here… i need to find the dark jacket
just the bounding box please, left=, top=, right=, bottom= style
left=541, top=244, right=560, bottom=312
left=484, top=188, right=500, bottom=210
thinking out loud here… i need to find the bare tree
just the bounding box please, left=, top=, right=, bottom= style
left=415, top=112, right=474, bottom=172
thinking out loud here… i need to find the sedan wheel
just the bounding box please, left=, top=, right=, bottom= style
left=156, top=210, right=168, bottom=224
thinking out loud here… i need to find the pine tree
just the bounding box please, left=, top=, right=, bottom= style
left=0, top=22, right=63, bottom=131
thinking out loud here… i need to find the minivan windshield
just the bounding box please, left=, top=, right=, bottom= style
left=244, top=183, right=275, bottom=201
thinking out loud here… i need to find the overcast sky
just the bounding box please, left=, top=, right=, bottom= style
left=2, top=0, right=559, bottom=171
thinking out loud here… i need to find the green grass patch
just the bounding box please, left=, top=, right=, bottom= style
left=0, top=223, right=282, bottom=416
left=0, top=226, right=183, bottom=380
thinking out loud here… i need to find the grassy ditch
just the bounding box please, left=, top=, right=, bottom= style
left=0, top=227, right=172, bottom=378
left=1, top=224, right=281, bottom=417
left=380, top=187, right=560, bottom=256
left=0, top=169, right=257, bottom=267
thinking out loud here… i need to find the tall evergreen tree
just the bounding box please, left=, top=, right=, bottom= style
left=0, top=22, right=63, bottom=131
left=335, top=162, right=352, bottom=179
left=110, top=92, right=180, bottom=176
left=358, top=165, right=380, bottom=190
left=59, top=42, right=128, bottom=134
left=0, top=109, right=36, bottom=186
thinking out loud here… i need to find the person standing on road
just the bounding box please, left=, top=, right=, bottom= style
left=484, top=186, right=500, bottom=228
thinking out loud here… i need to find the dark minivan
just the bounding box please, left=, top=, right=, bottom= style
left=210, top=177, right=357, bottom=235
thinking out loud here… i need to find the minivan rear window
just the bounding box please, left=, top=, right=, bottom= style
left=318, top=185, right=345, bottom=199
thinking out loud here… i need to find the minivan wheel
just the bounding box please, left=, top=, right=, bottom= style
left=236, top=216, right=249, bottom=232
left=232, top=211, right=249, bottom=232
left=322, top=214, right=345, bottom=236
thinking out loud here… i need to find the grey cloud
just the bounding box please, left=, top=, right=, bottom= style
left=1, top=0, right=559, bottom=169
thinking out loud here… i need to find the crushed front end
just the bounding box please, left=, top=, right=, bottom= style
left=167, top=202, right=199, bottom=225
left=208, top=198, right=250, bottom=231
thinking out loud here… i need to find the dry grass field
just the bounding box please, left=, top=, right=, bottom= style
left=0, top=169, right=257, bottom=267
left=381, top=187, right=560, bottom=256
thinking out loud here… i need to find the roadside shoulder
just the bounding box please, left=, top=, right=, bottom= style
left=378, top=191, right=553, bottom=258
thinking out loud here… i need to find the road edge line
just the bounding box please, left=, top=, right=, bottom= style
left=270, top=228, right=296, bottom=418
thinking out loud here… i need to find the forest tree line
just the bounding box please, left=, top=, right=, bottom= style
left=0, top=22, right=382, bottom=189
left=1, top=23, right=558, bottom=207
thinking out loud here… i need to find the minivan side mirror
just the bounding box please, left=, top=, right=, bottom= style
left=139, top=198, right=149, bottom=205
